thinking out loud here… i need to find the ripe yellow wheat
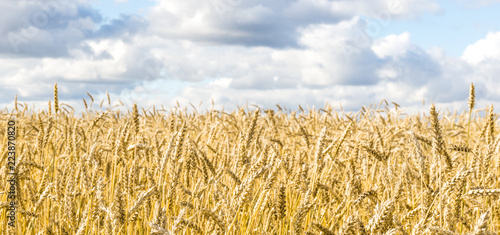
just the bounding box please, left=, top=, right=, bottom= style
left=0, top=83, right=499, bottom=234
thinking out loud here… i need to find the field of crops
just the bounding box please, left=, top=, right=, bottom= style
left=0, top=84, right=499, bottom=234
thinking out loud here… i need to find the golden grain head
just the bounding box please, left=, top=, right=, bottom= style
left=468, top=82, right=475, bottom=111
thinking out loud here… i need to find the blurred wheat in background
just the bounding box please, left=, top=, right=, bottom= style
left=0, top=83, right=499, bottom=234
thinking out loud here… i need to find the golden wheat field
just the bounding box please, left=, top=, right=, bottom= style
left=0, top=84, right=499, bottom=235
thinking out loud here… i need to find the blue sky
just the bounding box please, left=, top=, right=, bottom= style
left=90, top=0, right=155, bottom=20
left=376, top=0, right=500, bottom=57
left=2, top=0, right=500, bottom=113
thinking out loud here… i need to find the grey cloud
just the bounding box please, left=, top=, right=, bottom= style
left=0, top=1, right=102, bottom=57
left=381, top=49, right=443, bottom=86
left=0, top=1, right=147, bottom=58
left=148, top=0, right=441, bottom=49
left=148, top=0, right=355, bottom=49
left=334, top=49, right=384, bottom=86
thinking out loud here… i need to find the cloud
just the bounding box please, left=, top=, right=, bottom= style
left=3, top=0, right=500, bottom=115
left=0, top=0, right=148, bottom=58
left=95, top=26, right=461, bottom=113
left=460, top=32, right=500, bottom=100
left=372, top=32, right=412, bottom=59
left=147, top=0, right=441, bottom=48
left=462, top=31, right=500, bottom=65
left=152, top=26, right=500, bottom=113
left=0, top=0, right=103, bottom=57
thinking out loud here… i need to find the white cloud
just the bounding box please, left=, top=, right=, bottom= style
left=462, top=31, right=500, bottom=65
left=372, top=32, right=412, bottom=59
left=383, top=0, right=441, bottom=17
left=209, top=78, right=232, bottom=88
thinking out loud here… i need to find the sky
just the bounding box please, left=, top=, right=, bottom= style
left=2, top=0, right=500, bottom=114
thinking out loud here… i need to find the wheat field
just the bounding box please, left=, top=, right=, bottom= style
left=0, top=84, right=499, bottom=234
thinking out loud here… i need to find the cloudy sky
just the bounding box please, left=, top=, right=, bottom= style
left=2, top=0, right=500, bottom=113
